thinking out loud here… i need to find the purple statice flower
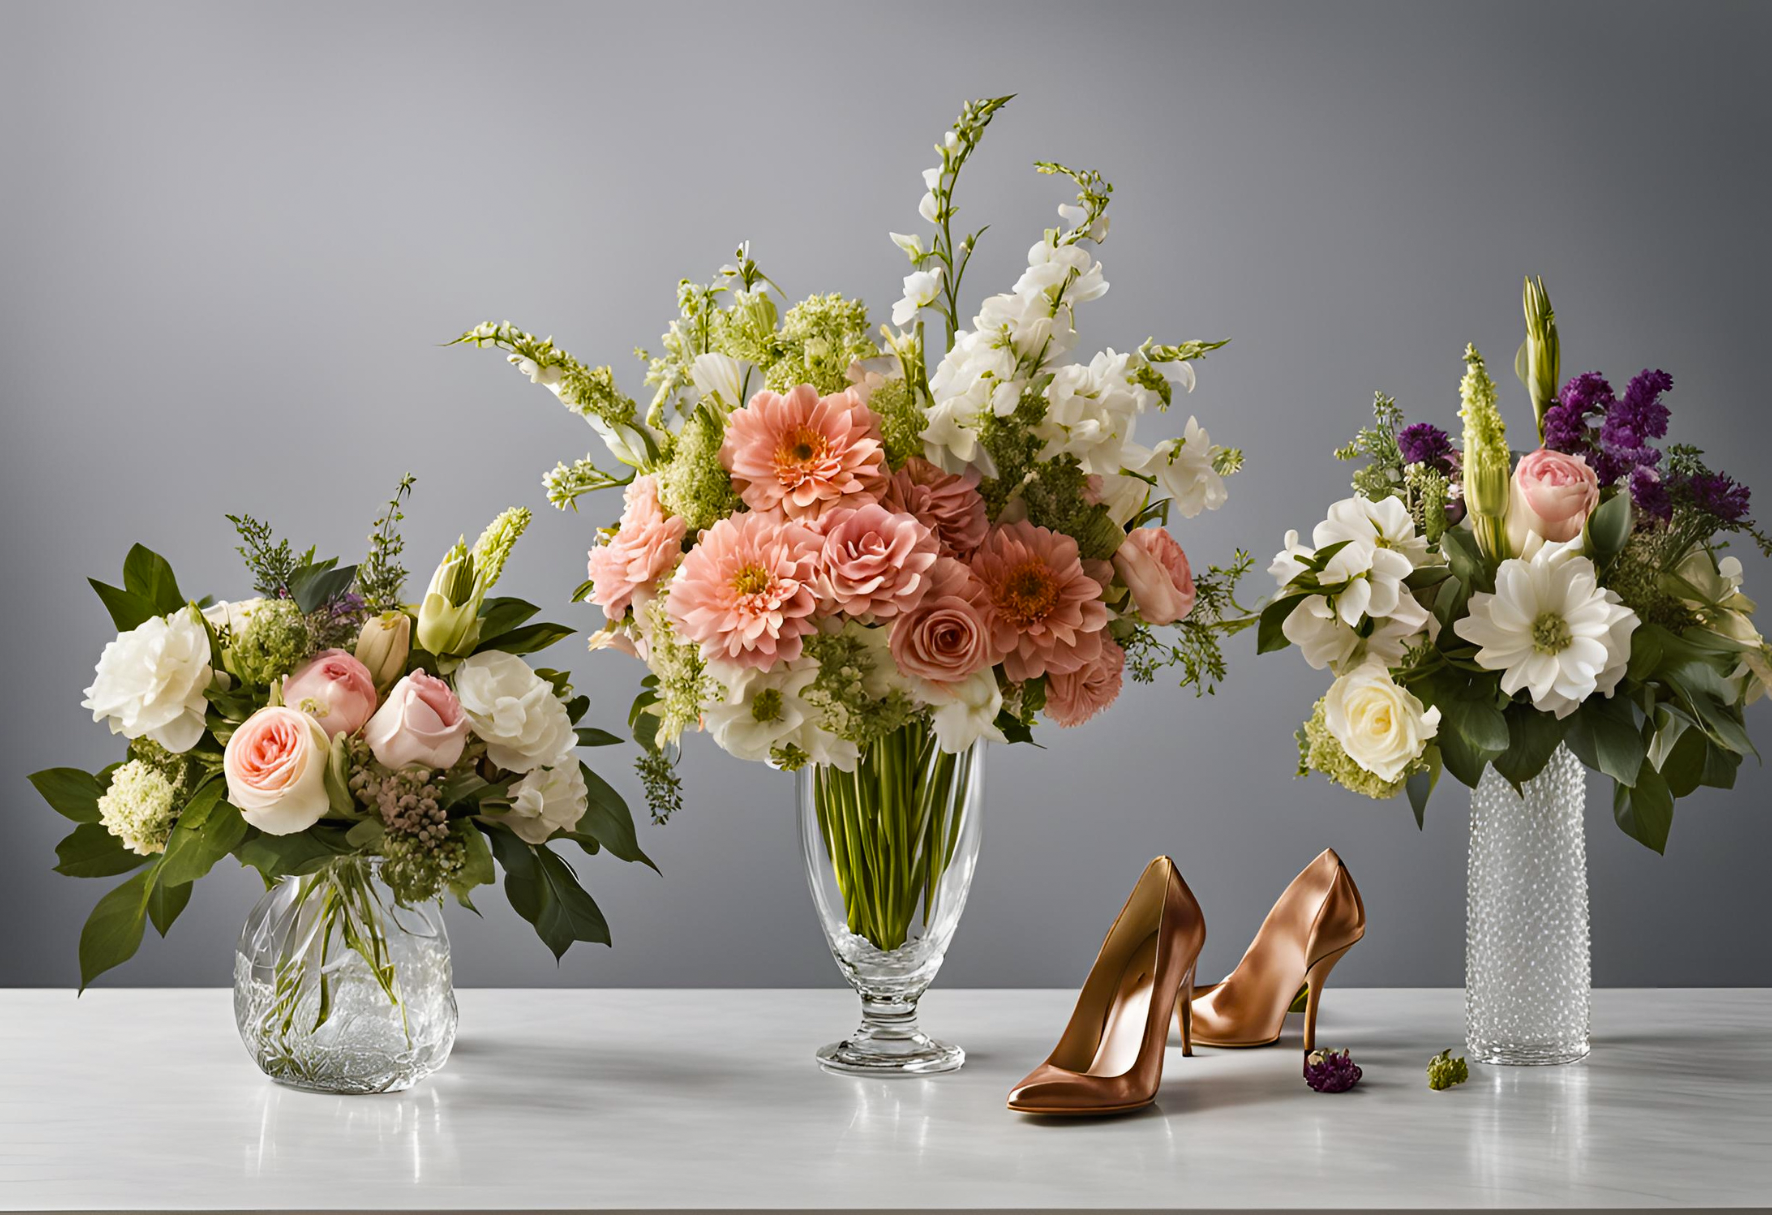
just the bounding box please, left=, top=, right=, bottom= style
left=1599, top=369, right=1672, bottom=463
left=1541, top=401, right=1593, bottom=454
left=1688, top=471, right=1752, bottom=523
left=1397, top=422, right=1455, bottom=473
left=1630, top=466, right=1672, bottom=520
left=1559, top=371, right=1615, bottom=415
left=1303, top=1048, right=1362, bottom=1093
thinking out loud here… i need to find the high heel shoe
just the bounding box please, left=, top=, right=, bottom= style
left=1007, top=857, right=1204, bottom=1115
left=1185, top=848, right=1364, bottom=1051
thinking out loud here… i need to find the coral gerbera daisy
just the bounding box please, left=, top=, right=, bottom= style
left=667, top=510, right=822, bottom=672
left=720, top=385, right=887, bottom=520
left=968, top=520, right=1109, bottom=681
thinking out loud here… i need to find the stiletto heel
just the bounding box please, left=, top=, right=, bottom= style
left=1007, top=857, right=1205, bottom=1115
left=1188, top=849, right=1366, bottom=1049
left=1301, top=943, right=1353, bottom=1052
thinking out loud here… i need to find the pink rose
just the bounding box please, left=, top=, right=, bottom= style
left=1112, top=528, right=1196, bottom=626
left=880, top=458, right=990, bottom=558
left=364, top=671, right=471, bottom=770
left=1508, top=448, right=1601, bottom=548
left=890, top=557, right=997, bottom=685
left=1045, top=637, right=1126, bottom=728
left=281, top=648, right=377, bottom=737
left=586, top=475, right=688, bottom=621
left=224, top=706, right=333, bottom=835
left=817, top=503, right=940, bottom=619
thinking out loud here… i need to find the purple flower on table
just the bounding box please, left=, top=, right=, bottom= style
left=1397, top=422, right=1456, bottom=474
left=1688, top=471, right=1752, bottom=523
left=1629, top=466, right=1672, bottom=520
left=1303, top=1048, right=1362, bottom=1093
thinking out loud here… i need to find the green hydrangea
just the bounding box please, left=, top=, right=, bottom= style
left=97, top=760, right=178, bottom=856
left=870, top=379, right=926, bottom=470
left=1427, top=1048, right=1469, bottom=1090
left=801, top=628, right=916, bottom=748
left=713, top=287, right=779, bottom=366
left=762, top=294, right=878, bottom=394
left=657, top=408, right=743, bottom=533
left=642, top=592, right=716, bottom=746
left=229, top=597, right=312, bottom=687
left=1296, top=698, right=1407, bottom=800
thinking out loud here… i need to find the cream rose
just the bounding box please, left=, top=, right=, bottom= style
left=503, top=762, right=589, bottom=844
left=453, top=651, right=576, bottom=772
left=82, top=608, right=214, bottom=753
left=1322, top=661, right=1440, bottom=782
left=223, top=706, right=333, bottom=835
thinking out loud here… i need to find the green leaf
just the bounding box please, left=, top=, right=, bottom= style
left=235, top=829, right=349, bottom=879
left=475, top=621, right=575, bottom=657
left=87, top=578, right=158, bottom=632
left=565, top=695, right=591, bottom=726
left=1493, top=705, right=1570, bottom=792
left=122, top=544, right=185, bottom=616
left=157, top=783, right=245, bottom=886
left=450, top=822, right=496, bottom=911
left=1627, top=624, right=1670, bottom=683
left=344, top=819, right=384, bottom=849
left=288, top=559, right=358, bottom=613
left=1430, top=690, right=1510, bottom=788
left=1405, top=745, right=1442, bottom=828
left=1564, top=695, right=1645, bottom=786
left=478, top=596, right=540, bottom=637
left=1700, top=742, right=1741, bottom=789
left=1405, top=565, right=1454, bottom=591
left=1664, top=660, right=1759, bottom=758
left=1437, top=526, right=1492, bottom=594
left=78, top=868, right=157, bottom=990
left=1613, top=764, right=1673, bottom=854
left=576, top=727, right=622, bottom=748
left=147, top=879, right=193, bottom=937
left=30, top=767, right=106, bottom=823
left=532, top=845, right=612, bottom=956
left=487, top=824, right=544, bottom=921
left=576, top=762, right=657, bottom=871
left=570, top=578, right=596, bottom=604
left=54, top=822, right=153, bottom=878
left=561, top=830, right=602, bottom=856
left=1657, top=720, right=1711, bottom=800
left=1585, top=492, right=1632, bottom=560
left=1256, top=592, right=1311, bottom=654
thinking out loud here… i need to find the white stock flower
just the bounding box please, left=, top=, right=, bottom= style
left=690, top=352, right=746, bottom=410
left=1132, top=416, right=1227, bottom=518
left=504, top=761, right=588, bottom=845
left=1323, top=661, right=1440, bottom=782
left=82, top=609, right=214, bottom=753
left=511, top=355, right=565, bottom=392
left=1092, top=473, right=1149, bottom=526
left=889, top=231, right=924, bottom=260
left=1315, top=495, right=1431, bottom=569
left=453, top=651, right=576, bottom=772
left=1014, top=238, right=1108, bottom=304
left=917, top=669, right=1006, bottom=754
left=1454, top=545, right=1639, bottom=719
left=1033, top=349, right=1156, bottom=474
left=891, top=265, right=944, bottom=327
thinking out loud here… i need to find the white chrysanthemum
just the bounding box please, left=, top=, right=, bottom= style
left=1315, top=495, right=1432, bottom=569
left=504, top=761, right=588, bottom=845
left=97, top=760, right=178, bottom=856
left=1455, top=545, right=1639, bottom=718
left=453, top=651, right=576, bottom=772
left=1130, top=416, right=1227, bottom=518
left=82, top=609, right=214, bottom=753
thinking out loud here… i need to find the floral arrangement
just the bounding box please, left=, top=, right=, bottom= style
left=34, top=479, right=647, bottom=987
left=1263, top=277, right=1768, bottom=851
left=453, top=95, right=1250, bottom=833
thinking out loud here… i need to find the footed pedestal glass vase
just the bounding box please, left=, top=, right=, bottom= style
left=798, top=722, right=984, bottom=1076
left=1466, top=744, right=1591, bottom=1065
left=233, top=856, right=457, bottom=1093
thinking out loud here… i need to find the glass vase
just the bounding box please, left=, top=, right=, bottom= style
left=1465, top=743, right=1591, bottom=1065
left=798, top=720, right=984, bottom=1076
left=233, top=856, right=457, bottom=1093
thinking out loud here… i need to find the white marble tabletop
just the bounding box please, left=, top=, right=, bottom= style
left=0, top=988, right=1765, bottom=1212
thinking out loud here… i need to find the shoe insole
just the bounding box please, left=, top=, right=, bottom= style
left=1085, top=932, right=1159, bottom=1077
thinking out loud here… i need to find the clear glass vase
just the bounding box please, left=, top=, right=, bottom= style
left=798, top=721, right=984, bottom=1076
left=1466, top=743, right=1591, bottom=1065
left=233, top=856, right=457, bottom=1093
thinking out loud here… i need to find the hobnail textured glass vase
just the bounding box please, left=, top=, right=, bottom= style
left=798, top=722, right=984, bottom=1076
left=233, top=857, right=457, bottom=1093
left=1465, top=744, right=1591, bottom=1065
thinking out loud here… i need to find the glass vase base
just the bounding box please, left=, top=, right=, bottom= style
left=816, top=1029, right=965, bottom=1076
left=1467, top=1038, right=1590, bottom=1067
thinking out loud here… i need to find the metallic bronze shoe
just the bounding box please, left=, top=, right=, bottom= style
left=1186, top=848, right=1365, bottom=1050
left=1007, top=857, right=1204, bottom=1116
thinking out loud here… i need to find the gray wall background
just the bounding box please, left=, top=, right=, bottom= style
left=3, top=0, right=1767, bottom=990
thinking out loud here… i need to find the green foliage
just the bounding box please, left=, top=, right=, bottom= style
left=225, top=514, right=305, bottom=599
left=227, top=598, right=312, bottom=687
left=1427, top=1049, right=1469, bottom=1090
left=869, top=379, right=926, bottom=469
left=356, top=473, right=415, bottom=612
left=1335, top=392, right=1408, bottom=500
left=486, top=827, right=611, bottom=959
left=635, top=748, right=683, bottom=825
left=762, top=294, right=878, bottom=394
left=656, top=406, right=744, bottom=533
left=1122, top=550, right=1256, bottom=695
left=88, top=544, right=189, bottom=632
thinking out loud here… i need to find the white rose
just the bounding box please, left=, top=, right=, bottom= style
left=201, top=597, right=265, bottom=637
left=453, top=651, right=576, bottom=772
left=1323, top=662, right=1440, bottom=783
left=504, top=762, right=588, bottom=845
left=82, top=609, right=214, bottom=753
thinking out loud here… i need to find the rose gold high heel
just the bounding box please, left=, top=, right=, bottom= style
left=1185, top=849, right=1364, bottom=1051
left=1007, top=857, right=1204, bottom=1116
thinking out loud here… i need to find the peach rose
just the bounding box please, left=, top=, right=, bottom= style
left=880, top=458, right=990, bottom=558
left=585, top=475, right=688, bottom=621
left=223, top=706, right=333, bottom=835
left=1508, top=448, right=1600, bottom=549
left=817, top=504, right=940, bottom=619
left=1045, top=637, right=1126, bottom=728
left=1113, top=528, right=1197, bottom=626
left=281, top=649, right=377, bottom=737
left=364, top=671, right=471, bottom=770
left=889, top=557, right=997, bottom=685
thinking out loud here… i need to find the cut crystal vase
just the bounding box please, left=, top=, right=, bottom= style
left=1465, top=744, right=1591, bottom=1065
left=233, top=856, right=457, bottom=1093
left=798, top=721, right=984, bottom=1076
